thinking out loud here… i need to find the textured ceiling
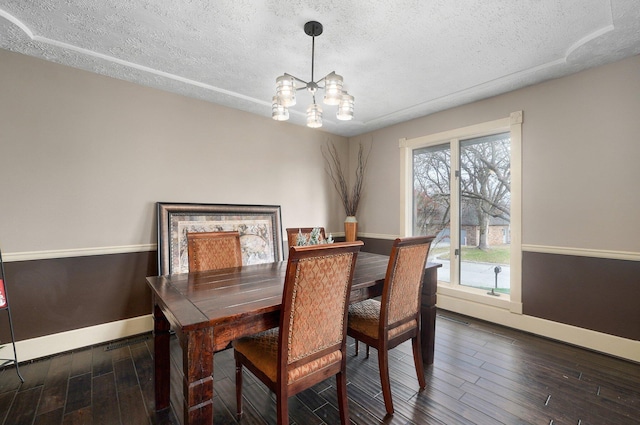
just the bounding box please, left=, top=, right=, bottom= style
left=1, top=1, right=639, bottom=137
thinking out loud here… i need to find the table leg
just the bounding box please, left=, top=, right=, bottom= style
left=183, top=327, right=215, bottom=424
left=420, top=265, right=438, bottom=366
left=153, top=303, right=171, bottom=411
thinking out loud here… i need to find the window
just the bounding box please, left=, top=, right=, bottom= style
left=400, top=112, right=522, bottom=310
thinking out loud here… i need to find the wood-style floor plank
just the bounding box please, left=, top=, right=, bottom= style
left=0, top=391, right=14, bottom=424
left=92, top=372, right=119, bottom=425
left=1, top=310, right=639, bottom=425
left=8, top=386, right=42, bottom=425
left=65, top=372, right=92, bottom=414
left=130, top=341, right=156, bottom=419
left=62, top=406, right=92, bottom=425
left=92, top=345, right=114, bottom=378
left=118, top=386, right=150, bottom=425
left=69, top=348, right=92, bottom=378
left=37, top=355, right=72, bottom=416
left=33, top=408, right=64, bottom=425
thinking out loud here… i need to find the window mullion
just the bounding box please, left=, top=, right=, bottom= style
left=450, top=138, right=461, bottom=286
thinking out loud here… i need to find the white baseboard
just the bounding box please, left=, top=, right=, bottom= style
left=437, top=294, right=640, bottom=363
left=0, top=315, right=153, bottom=363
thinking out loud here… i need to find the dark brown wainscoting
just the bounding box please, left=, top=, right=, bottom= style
left=2, top=245, right=637, bottom=352
left=522, top=251, right=640, bottom=341
left=0, top=251, right=157, bottom=342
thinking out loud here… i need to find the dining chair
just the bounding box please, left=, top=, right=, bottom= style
left=186, top=231, right=243, bottom=272
left=347, top=235, right=434, bottom=415
left=285, top=227, right=326, bottom=248
left=233, top=240, right=363, bottom=425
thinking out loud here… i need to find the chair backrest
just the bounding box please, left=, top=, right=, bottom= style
left=187, top=231, right=243, bottom=272
left=286, top=227, right=327, bottom=248
left=279, top=241, right=363, bottom=378
left=380, top=236, right=434, bottom=334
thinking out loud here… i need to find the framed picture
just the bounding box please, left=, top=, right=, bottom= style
left=157, top=202, right=283, bottom=275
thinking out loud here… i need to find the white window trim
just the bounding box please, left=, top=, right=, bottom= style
left=399, top=111, right=523, bottom=314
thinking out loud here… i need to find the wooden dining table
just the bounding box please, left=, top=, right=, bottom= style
left=146, top=251, right=440, bottom=425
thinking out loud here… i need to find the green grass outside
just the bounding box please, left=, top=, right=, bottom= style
left=432, top=245, right=510, bottom=265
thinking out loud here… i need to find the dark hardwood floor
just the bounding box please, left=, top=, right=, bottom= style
left=1, top=310, right=639, bottom=425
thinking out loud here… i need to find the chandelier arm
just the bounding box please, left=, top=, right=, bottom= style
left=286, top=74, right=309, bottom=86
left=273, top=21, right=353, bottom=127
left=317, top=71, right=336, bottom=85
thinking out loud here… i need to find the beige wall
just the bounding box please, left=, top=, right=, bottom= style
left=1, top=47, right=638, bottom=361
left=4, top=48, right=636, bottom=255
left=353, top=55, right=640, bottom=254
left=0, top=49, right=348, bottom=255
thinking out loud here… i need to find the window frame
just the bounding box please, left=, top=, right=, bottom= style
left=399, top=111, right=523, bottom=313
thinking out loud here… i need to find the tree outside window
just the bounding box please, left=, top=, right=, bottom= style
left=413, top=132, right=511, bottom=293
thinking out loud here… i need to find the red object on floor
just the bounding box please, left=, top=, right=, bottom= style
left=0, top=278, right=7, bottom=308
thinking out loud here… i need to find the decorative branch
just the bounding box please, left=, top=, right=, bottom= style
left=322, top=141, right=371, bottom=217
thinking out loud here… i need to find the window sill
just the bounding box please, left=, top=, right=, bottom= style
left=436, top=281, right=518, bottom=311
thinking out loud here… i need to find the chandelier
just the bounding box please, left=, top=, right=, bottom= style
left=271, top=21, right=354, bottom=128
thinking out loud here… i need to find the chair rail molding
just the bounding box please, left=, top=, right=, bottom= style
left=2, top=244, right=157, bottom=262
left=522, top=244, right=640, bottom=262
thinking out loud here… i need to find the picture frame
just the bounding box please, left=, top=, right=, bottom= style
left=156, top=202, right=284, bottom=275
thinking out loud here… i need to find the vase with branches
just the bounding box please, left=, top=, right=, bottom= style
left=322, top=141, right=371, bottom=241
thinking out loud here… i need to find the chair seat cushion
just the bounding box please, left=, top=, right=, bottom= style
left=348, top=299, right=381, bottom=338
left=233, top=328, right=342, bottom=384
left=348, top=299, right=417, bottom=340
